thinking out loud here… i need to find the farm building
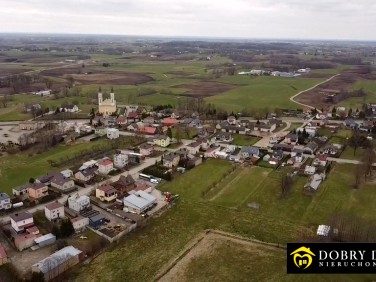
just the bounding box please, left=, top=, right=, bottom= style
left=32, top=246, right=83, bottom=281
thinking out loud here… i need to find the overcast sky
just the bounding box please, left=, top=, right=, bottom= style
left=0, top=0, right=375, bottom=40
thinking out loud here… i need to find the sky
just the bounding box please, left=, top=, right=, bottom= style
left=0, top=0, right=375, bottom=40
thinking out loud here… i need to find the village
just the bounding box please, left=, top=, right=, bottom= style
left=0, top=88, right=375, bottom=281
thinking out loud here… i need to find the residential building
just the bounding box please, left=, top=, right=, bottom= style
left=153, top=135, right=171, bottom=147
left=162, top=118, right=177, bottom=127
left=44, top=202, right=65, bottom=221
left=305, top=174, right=325, bottom=192
left=139, top=143, right=153, bottom=156
left=28, top=183, right=49, bottom=200
left=0, top=193, right=11, bottom=210
left=32, top=246, right=83, bottom=281
left=284, top=133, right=298, bottom=144
left=74, top=167, right=97, bottom=182
left=216, top=132, right=233, bottom=142
left=303, top=142, right=319, bottom=154
left=222, top=125, right=247, bottom=135
left=68, top=194, right=90, bottom=212
left=12, top=184, right=29, bottom=200
left=112, top=175, right=136, bottom=196
left=96, top=184, right=117, bottom=202
left=305, top=165, right=317, bottom=175
left=98, top=159, right=114, bottom=175
left=240, top=146, right=260, bottom=159
left=123, top=191, right=157, bottom=214
left=10, top=212, right=34, bottom=232
left=254, top=123, right=276, bottom=133
left=113, top=153, right=128, bottom=169
left=186, top=141, right=201, bottom=155
left=204, top=146, right=221, bottom=158
left=51, top=174, right=75, bottom=191
left=116, top=115, right=127, bottom=126
left=107, top=128, right=120, bottom=140
left=60, top=104, right=79, bottom=113
left=71, top=216, right=89, bottom=233
left=139, top=126, right=157, bottom=135
left=313, top=155, right=328, bottom=167
left=227, top=116, right=236, bottom=125
left=163, top=152, right=180, bottom=168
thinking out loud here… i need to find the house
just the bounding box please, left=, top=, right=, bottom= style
left=96, top=184, right=117, bottom=202
left=254, top=123, right=276, bottom=133
left=198, top=128, right=210, bottom=138
left=114, top=153, right=128, bottom=169
left=116, top=115, right=127, bottom=126
left=12, top=184, right=29, bottom=200
left=32, top=246, right=83, bottom=281
left=268, top=119, right=283, bottom=128
left=28, top=183, right=49, bottom=200
left=204, top=146, right=221, bottom=158
left=163, top=152, right=180, bottom=168
left=34, top=90, right=51, bottom=96
left=162, top=118, right=178, bottom=127
left=222, top=125, right=247, bottom=135
left=216, top=132, right=233, bottom=142
left=51, top=174, right=75, bottom=191
left=296, top=127, right=316, bottom=137
left=272, top=144, right=294, bottom=152
left=139, top=126, right=157, bottom=135
left=128, top=183, right=153, bottom=194
left=95, top=126, right=108, bottom=136
left=60, top=104, right=79, bottom=113
left=319, top=144, right=341, bottom=156
left=344, top=118, right=358, bottom=128
left=224, top=144, right=237, bottom=154
left=227, top=116, right=237, bottom=125
left=113, top=175, right=136, bottom=196
left=187, top=141, right=202, bottom=155
left=303, top=142, right=319, bottom=154
left=188, top=119, right=202, bottom=128
left=240, top=146, right=260, bottom=159
left=143, top=116, right=155, bottom=124
left=107, top=128, right=120, bottom=140
left=14, top=233, right=37, bottom=251
left=0, top=193, right=11, bottom=210
left=187, top=156, right=203, bottom=167
left=71, top=216, right=89, bottom=233
left=313, top=155, right=328, bottom=167
left=292, top=151, right=304, bottom=163
left=284, top=133, right=298, bottom=144
left=98, top=159, right=114, bottom=175
left=304, top=165, right=317, bottom=175
left=127, top=123, right=138, bottom=132
left=10, top=212, right=34, bottom=232
left=0, top=244, right=8, bottom=265
left=305, top=174, right=325, bottom=192
left=127, top=111, right=139, bottom=123
left=215, top=151, right=228, bottom=159
left=25, top=103, right=41, bottom=112
left=139, top=143, right=154, bottom=156
left=74, top=167, right=97, bottom=182
left=68, top=194, right=90, bottom=212
left=123, top=191, right=157, bottom=214
left=44, top=202, right=65, bottom=221
left=19, top=121, right=39, bottom=130
left=153, top=135, right=171, bottom=147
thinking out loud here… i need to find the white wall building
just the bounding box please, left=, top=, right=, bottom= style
left=68, top=195, right=90, bottom=212
left=107, top=128, right=120, bottom=140
left=114, top=153, right=128, bottom=169
left=10, top=212, right=34, bottom=233
left=71, top=216, right=89, bottom=233
left=44, top=202, right=65, bottom=221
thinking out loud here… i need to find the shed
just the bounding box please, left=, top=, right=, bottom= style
left=89, top=213, right=106, bottom=228
left=34, top=233, right=56, bottom=248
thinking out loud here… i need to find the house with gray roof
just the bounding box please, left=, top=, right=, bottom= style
left=240, top=146, right=260, bottom=159
left=123, top=191, right=157, bottom=214
left=303, top=141, right=319, bottom=154
left=304, top=173, right=326, bottom=192
left=162, top=152, right=180, bottom=168
left=51, top=173, right=75, bottom=191
left=0, top=193, right=11, bottom=210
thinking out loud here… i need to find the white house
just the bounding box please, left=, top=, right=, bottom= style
left=0, top=193, right=12, bottom=210
left=68, top=194, right=90, bottom=212
left=44, top=202, right=65, bottom=221
left=114, top=153, right=128, bottom=169
left=34, top=90, right=51, bottom=96
left=10, top=212, right=34, bottom=233
left=123, top=191, right=157, bottom=214
left=71, top=216, right=89, bottom=233
left=107, top=128, right=120, bottom=140
left=98, top=159, right=114, bottom=175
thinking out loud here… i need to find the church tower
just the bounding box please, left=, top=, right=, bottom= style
left=110, top=87, right=115, bottom=106
left=98, top=87, right=103, bottom=105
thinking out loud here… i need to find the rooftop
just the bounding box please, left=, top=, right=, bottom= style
left=45, top=202, right=64, bottom=210
left=10, top=212, right=33, bottom=222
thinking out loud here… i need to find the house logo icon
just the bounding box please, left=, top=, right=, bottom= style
left=290, top=246, right=315, bottom=269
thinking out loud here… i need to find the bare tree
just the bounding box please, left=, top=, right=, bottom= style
left=281, top=173, right=293, bottom=198
left=353, top=164, right=363, bottom=189
left=66, top=75, right=75, bottom=88
left=362, top=147, right=376, bottom=180
left=2, top=93, right=8, bottom=108
left=44, top=78, right=54, bottom=89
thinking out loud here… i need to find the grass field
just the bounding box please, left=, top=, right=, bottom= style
left=74, top=160, right=376, bottom=281
left=339, top=79, right=376, bottom=109
left=231, top=134, right=260, bottom=146
left=206, top=76, right=325, bottom=112
left=0, top=138, right=112, bottom=194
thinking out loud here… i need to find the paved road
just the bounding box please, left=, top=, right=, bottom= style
left=289, top=74, right=340, bottom=110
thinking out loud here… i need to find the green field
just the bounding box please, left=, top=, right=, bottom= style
left=206, top=76, right=325, bottom=112
left=231, top=134, right=260, bottom=146
left=74, top=160, right=376, bottom=281
left=339, top=79, right=376, bottom=109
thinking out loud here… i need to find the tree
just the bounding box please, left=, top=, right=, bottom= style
left=332, top=107, right=337, bottom=115
left=51, top=224, right=61, bottom=238
left=2, top=92, right=9, bottom=108
left=281, top=173, right=293, bottom=198
left=55, top=107, right=60, bottom=114
left=29, top=271, right=45, bottom=282
left=66, top=75, right=75, bottom=88
left=175, top=125, right=182, bottom=143
left=60, top=219, right=74, bottom=238
left=29, top=177, right=35, bottom=183
left=43, top=78, right=54, bottom=89
left=348, top=108, right=353, bottom=117
left=362, top=147, right=376, bottom=180
left=166, top=128, right=172, bottom=139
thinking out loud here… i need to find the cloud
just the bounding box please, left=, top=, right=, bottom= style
left=0, top=0, right=375, bottom=40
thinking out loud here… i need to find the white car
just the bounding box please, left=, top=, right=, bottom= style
left=150, top=178, right=159, bottom=184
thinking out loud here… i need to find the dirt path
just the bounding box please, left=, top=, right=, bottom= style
left=156, top=230, right=285, bottom=282
left=289, top=74, right=340, bottom=110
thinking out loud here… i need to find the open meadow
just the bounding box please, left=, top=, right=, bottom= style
left=73, top=160, right=376, bottom=281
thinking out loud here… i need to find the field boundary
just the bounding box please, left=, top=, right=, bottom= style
left=154, top=229, right=286, bottom=281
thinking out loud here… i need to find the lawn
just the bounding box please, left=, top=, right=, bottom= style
left=339, top=79, right=376, bottom=109
left=231, top=134, right=260, bottom=146
left=206, top=76, right=325, bottom=112
left=340, top=147, right=365, bottom=161
left=0, top=138, right=110, bottom=194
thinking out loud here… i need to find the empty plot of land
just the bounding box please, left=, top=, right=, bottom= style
left=157, top=231, right=286, bottom=282
left=175, top=81, right=238, bottom=97
left=165, top=71, right=195, bottom=77
left=210, top=166, right=271, bottom=208
left=0, top=67, right=32, bottom=77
